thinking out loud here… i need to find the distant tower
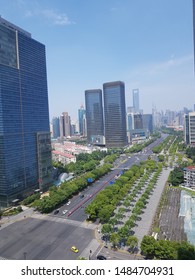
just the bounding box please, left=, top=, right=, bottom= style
left=127, top=113, right=134, bottom=131
left=142, top=114, right=153, bottom=133
left=134, top=113, right=143, bottom=129
left=85, top=89, right=104, bottom=144
left=52, top=117, right=60, bottom=138
left=103, top=81, right=127, bottom=148
left=78, top=105, right=86, bottom=135
left=60, top=112, right=71, bottom=137
left=132, top=89, right=139, bottom=113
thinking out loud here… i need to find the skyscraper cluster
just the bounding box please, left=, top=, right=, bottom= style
left=85, top=81, right=127, bottom=148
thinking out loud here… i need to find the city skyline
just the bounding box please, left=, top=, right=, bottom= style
left=0, top=0, right=194, bottom=120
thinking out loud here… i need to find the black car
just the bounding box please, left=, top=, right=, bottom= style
left=97, top=255, right=107, bottom=260
left=53, top=209, right=59, bottom=215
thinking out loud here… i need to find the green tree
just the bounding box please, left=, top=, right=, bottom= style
left=109, top=217, right=118, bottom=229
left=110, top=233, right=120, bottom=249
left=177, top=241, right=195, bottom=260
left=99, top=205, right=114, bottom=223
left=125, top=218, right=135, bottom=230
left=158, top=155, right=165, bottom=162
left=154, top=240, right=176, bottom=260
left=118, top=226, right=129, bottom=242
left=168, top=167, right=184, bottom=186
left=140, top=236, right=156, bottom=259
left=126, top=236, right=138, bottom=250
left=101, top=224, right=113, bottom=244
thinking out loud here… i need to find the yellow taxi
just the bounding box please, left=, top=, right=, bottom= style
left=71, top=246, right=79, bottom=253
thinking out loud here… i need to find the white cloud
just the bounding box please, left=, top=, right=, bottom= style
left=149, top=54, right=193, bottom=74
left=25, top=8, right=75, bottom=26
left=41, top=9, right=74, bottom=26
left=125, top=54, right=194, bottom=84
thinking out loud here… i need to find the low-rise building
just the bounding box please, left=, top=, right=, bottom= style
left=52, top=150, right=76, bottom=165
left=184, top=166, right=195, bottom=189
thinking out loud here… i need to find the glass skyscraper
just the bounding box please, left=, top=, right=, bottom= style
left=52, top=117, right=60, bottom=139
left=103, top=81, right=127, bottom=148
left=0, top=17, right=53, bottom=208
left=142, top=114, right=153, bottom=134
left=85, top=89, right=104, bottom=144
left=78, top=105, right=85, bottom=135
left=132, top=89, right=139, bottom=113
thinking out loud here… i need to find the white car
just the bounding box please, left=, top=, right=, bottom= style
left=66, top=201, right=71, bottom=206
left=62, top=210, right=68, bottom=215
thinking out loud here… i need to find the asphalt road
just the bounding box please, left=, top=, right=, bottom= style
left=0, top=216, right=94, bottom=260
left=53, top=135, right=168, bottom=223
left=0, top=135, right=168, bottom=260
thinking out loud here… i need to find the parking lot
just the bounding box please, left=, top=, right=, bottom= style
left=157, top=187, right=187, bottom=242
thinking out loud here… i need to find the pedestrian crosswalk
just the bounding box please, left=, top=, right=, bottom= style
left=32, top=213, right=97, bottom=229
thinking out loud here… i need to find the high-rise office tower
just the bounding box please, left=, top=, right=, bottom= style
left=0, top=17, right=53, bottom=208
left=52, top=117, right=60, bottom=139
left=132, top=89, right=139, bottom=113
left=60, top=112, right=71, bottom=137
left=133, top=113, right=143, bottom=129
left=103, top=81, right=127, bottom=148
left=78, top=105, right=86, bottom=135
left=127, top=113, right=134, bottom=131
left=142, top=114, right=153, bottom=133
left=85, top=89, right=104, bottom=144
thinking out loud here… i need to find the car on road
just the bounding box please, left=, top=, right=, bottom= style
left=97, top=255, right=107, bottom=260
left=62, top=210, right=68, bottom=215
left=53, top=209, right=59, bottom=215
left=66, top=201, right=71, bottom=205
left=80, top=194, right=84, bottom=198
left=71, top=246, right=79, bottom=253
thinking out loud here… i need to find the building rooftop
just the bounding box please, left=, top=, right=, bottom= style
left=0, top=15, right=31, bottom=37
left=184, top=166, right=195, bottom=171
left=52, top=150, right=75, bottom=159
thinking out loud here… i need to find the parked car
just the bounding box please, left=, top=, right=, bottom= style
left=53, top=209, right=59, bottom=215
left=97, top=255, right=107, bottom=260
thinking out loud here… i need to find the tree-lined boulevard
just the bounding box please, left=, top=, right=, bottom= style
left=1, top=133, right=195, bottom=260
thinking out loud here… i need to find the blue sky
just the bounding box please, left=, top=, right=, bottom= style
left=0, top=0, right=194, bottom=120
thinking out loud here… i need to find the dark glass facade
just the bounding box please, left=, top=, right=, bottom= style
left=52, top=117, right=60, bottom=138
left=142, top=114, right=153, bottom=133
left=85, top=89, right=104, bottom=144
left=103, top=81, right=127, bottom=148
left=78, top=106, right=85, bottom=135
left=134, top=113, right=143, bottom=129
left=0, top=17, right=52, bottom=208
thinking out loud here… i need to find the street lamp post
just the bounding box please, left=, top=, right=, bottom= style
left=23, top=252, right=27, bottom=260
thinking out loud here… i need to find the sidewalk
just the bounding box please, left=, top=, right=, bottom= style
left=0, top=206, right=34, bottom=229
